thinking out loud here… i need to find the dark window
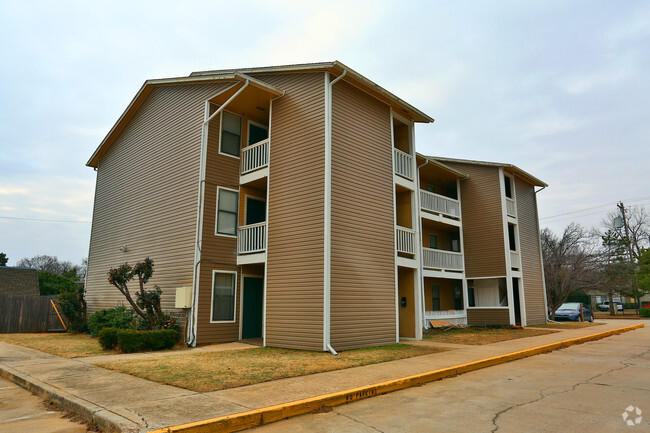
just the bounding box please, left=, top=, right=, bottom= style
left=248, top=123, right=268, bottom=146
left=429, top=234, right=438, bottom=249
left=217, top=189, right=238, bottom=236
left=221, top=112, right=242, bottom=157
left=504, top=175, right=512, bottom=198
left=431, top=284, right=440, bottom=310
left=508, top=224, right=517, bottom=251
left=211, top=272, right=236, bottom=321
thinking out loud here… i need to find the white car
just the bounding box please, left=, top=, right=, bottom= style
left=597, top=301, right=623, bottom=312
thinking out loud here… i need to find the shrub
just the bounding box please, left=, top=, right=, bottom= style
left=117, top=329, right=179, bottom=353
left=98, top=327, right=120, bottom=350
left=39, top=270, right=77, bottom=296
left=88, top=306, right=135, bottom=337
left=57, top=283, right=88, bottom=333
left=640, top=307, right=650, bottom=318
left=623, top=303, right=638, bottom=309
left=136, top=311, right=181, bottom=333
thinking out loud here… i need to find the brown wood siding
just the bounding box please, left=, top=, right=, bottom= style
left=330, top=80, right=396, bottom=350
left=195, top=104, right=242, bottom=345
left=398, top=267, right=415, bottom=338
left=467, top=308, right=510, bottom=326
left=515, top=177, right=547, bottom=325
left=257, top=72, right=326, bottom=351
left=447, top=163, right=506, bottom=278
left=86, top=83, right=231, bottom=313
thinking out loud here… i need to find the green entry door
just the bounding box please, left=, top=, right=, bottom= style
left=242, top=277, right=263, bottom=339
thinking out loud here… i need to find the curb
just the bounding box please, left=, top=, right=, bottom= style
left=0, top=364, right=141, bottom=433
left=149, top=323, right=644, bottom=433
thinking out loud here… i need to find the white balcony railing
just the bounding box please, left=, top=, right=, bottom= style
left=393, top=148, right=413, bottom=180
left=422, top=247, right=464, bottom=271
left=238, top=222, right=266, bottom=254
left=420, top=190, right=460, bottom=219
left=396, top=226, right=416, bottom=254
left=510, top=250, right=521, bottom=269
left=506, top=197, right=517, bottom=218
left=241, top=139, right=269, bottom=175
left=425, top=310, right=466, bottom=319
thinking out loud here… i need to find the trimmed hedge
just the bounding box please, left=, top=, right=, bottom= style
left=98, top=327, right=120, bottom=350
left=88, top=306, right=135, bottom=337
left=623, top=303, right=639, bottom=309
left=116, top=329, right=179, bottom=353
left=641, top=307, right=650, bottom=318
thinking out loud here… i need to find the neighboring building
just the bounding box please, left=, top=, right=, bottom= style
left=0, top=267, right=40, bottom=296
left=85, top=61, right=548, bottom=351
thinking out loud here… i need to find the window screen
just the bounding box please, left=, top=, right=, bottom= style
left=221, top=112, right=242, bottom=157
left=212, top=272, right=235, bottom=321
left=217, top=189, right=238, bottom=235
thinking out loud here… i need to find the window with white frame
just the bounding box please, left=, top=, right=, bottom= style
left=216, top=188, right=238, bottom=236
left=220, top=111, right=242, bottom=157
left=211, top=271, right=236, bottom=322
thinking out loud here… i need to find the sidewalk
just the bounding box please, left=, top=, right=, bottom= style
left=0, top=320, right=644, bottom=433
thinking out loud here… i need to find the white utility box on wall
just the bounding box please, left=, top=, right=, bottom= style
left=175, top=286, right=192, bottom=309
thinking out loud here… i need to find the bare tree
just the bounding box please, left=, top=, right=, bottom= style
left=16, top=254, right=82, bottom=277
left=542, top=223, right=598, bottom=320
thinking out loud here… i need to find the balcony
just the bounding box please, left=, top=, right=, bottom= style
left=425, top=309, right=467, bottom=325
left=238, top=222, right=266, bottom=254
left=394, top=148, right=413, bottom=180
left=241, top=139, right=269, bottom=174
left=420, top=190, right=460, bottom=219
left=422, top=247, right=464, bottom=271
left=396, top=226, right=416, bottom=255
left=506, top=197, right=517, bottom=218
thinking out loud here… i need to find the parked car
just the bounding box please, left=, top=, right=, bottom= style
left=597, top=301, right=623, bottom=312
left=554, top=303, right=594, bottom=322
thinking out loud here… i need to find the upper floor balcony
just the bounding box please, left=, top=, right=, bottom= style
left=240, top=138, right=269, bottom=184
left=420, top=189, right=461, bottom=221
left=394, top=148, right=414, bottom=181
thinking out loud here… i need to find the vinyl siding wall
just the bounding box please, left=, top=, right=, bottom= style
left=257, top=72, right=326, bottom=351
left=195, top=102, right=242, bottom=344
left=330, top=80, right=396, bottom=350
left=467, top=308, right=510, bottom=326
left=515, top=177, right=547, bottom=325
left=448, top=163, right=507, bottom=278
left=86, top=83, right=230, bottom=313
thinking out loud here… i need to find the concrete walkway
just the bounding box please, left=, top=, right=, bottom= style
left=0, top=320, right=644, bottom=433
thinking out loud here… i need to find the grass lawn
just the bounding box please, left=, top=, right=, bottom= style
left=423, top=327, right=556, bottom=345
left=528, top=322, right=604, bottom=329
left=95, top=344, right=445, bottom=392
left=0, top=333, right=111, bottom=358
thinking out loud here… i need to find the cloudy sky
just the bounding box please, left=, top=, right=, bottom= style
left=1, top=0, right=649, bottom=266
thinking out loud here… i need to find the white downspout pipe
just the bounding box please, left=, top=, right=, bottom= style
left=416, top=158, right=429, bottom=330
left=187, top=80, right=249, bottom=347
left=324, top=70, right=346, bottom=356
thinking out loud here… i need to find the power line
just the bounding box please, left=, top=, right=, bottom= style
left=542, top=202, right=650, bottom=225
left=0, top=215, right=91, bottom=224
left=539, top=195, right=650, bottom=221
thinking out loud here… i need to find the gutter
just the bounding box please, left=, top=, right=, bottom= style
left=324, top=69, right=347, bottom=355
left=187, top=80, right=250, bottom=347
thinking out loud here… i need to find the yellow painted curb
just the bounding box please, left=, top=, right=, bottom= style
left=149, top=323, right=644, bottom=433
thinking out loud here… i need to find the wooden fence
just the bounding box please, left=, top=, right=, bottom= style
left=0, top=294, right=67, bottom=333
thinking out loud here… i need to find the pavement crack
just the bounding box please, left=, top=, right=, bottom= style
left=492, top=347, right=650, bottom=432
left=336, top=412, right=385, bottom=432
left=134, top=411, right=149, bottom=428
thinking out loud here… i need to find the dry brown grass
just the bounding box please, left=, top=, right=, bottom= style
left=528, top=322, right=604, bottom=329
left=96, top=344, right=445, bottom=392
left=423, top=327, right=556, bottom=345
left=0, top=333, right=110, bottom=358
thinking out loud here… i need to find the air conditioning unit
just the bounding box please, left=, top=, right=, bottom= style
left=175, top=286, right=193, bottom=309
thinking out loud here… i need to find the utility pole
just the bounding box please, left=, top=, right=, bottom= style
left=617, top=202, right=634, bottom=262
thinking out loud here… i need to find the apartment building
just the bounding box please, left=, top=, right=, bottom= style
left=85, top=61, right=548, bottom=351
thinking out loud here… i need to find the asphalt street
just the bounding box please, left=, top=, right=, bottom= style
left=254, top=325, right=650, bottom=433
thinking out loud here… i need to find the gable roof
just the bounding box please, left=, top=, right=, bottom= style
left=427, top=155, right=548, bottom=187
left=87, top=61, right=434, bottom=168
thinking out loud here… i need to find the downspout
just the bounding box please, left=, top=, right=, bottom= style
left=416, top=158, right=429, bottom=331
left=324, top=69, right=346, bottom=356
left=187, top=79, right=250, bottom=347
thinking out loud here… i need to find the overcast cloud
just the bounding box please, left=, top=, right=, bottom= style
left=1, top=0, right=649, bottom=266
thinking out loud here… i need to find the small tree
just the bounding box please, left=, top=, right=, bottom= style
left=542, top=224, right=598, bottom=320
left=0, top=252, right=8, bottom=266
left=57, top=283, right=87, bottom=332
left=636, top=249, right=650, bottom=308
left=107, top=258, right=170, bottom=330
